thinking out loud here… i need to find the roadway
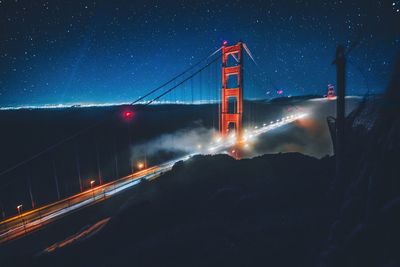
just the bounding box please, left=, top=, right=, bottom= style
left=0, top=112, right=306, bottom=244
left=0, top=157, right=189, bottom=244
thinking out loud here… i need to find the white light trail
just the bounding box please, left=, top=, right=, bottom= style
left=207, top=112, right=308, bottom=153
left=0, top=112, right=306, bottom=244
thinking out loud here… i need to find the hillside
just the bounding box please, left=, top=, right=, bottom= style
left=33, top=153, right=333, bottom=267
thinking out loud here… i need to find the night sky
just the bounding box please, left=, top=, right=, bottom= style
left=0, top=0, right=399, bottom=107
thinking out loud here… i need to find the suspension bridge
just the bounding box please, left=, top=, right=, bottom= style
left=0, top=41, right=308, bottom=244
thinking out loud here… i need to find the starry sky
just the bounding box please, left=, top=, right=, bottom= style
left=0, top=0, right=399, bottom=106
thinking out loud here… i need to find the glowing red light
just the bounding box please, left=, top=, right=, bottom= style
left=123, top=111, right=133, bottom=119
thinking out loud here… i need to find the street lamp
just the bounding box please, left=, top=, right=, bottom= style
left=17, top=204, right=22, bottom=215
left=90, top=180, right=95, bottom=200
left=16, top=204, right=26, bottom=234
left=137, top=162, right=144, bottom=170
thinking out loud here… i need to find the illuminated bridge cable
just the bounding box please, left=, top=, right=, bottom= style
left=0, top=119, right=106, bottom=181
left=143, top=45, right=243, bottom=105
left=131, top=46, right=223, bottom=105
left=243, top=43, right=257, bottom=66
left=144, top=54, right=222, bottom=105
left=0, top=47, right=224, bottom=182
left=242, top=45, right=278, bottom=96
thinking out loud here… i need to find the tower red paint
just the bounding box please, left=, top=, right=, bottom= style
left=326, top=84, right=335, bottom=99
left=220, top=41, right=243, bottom=140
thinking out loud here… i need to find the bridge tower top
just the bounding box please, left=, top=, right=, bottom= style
left=220, top=41, right=243, bottom=140
left=326, top=84, right=335, bottom=99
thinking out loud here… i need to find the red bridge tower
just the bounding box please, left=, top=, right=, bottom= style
left=220, top=41, right=243, bottom=140
left=326, top=84, right=335, bottom=99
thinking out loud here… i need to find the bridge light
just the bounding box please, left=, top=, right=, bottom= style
left=17, top=205, right=23, bottom=214
left=90, top=180, right=95, bottom=199
left=16, top=204, right=27, bottom=233
left=137, top=162, right=144, bottom=170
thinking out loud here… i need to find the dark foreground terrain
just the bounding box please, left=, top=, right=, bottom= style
left=2, top=152, right=333, bottom=266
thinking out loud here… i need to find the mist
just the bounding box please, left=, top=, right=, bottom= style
left=130, top=126, right=217, bottom=165
left=129, top=97, right=363, bottom=167
left=252, top=97, right=362, bottom=158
